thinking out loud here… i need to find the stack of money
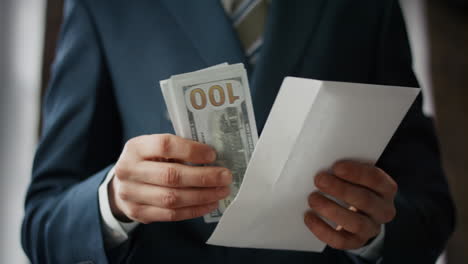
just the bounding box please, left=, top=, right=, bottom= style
left=160, top=63, right=258, bottom=223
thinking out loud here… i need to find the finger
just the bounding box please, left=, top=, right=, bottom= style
left=125, top=202, right=219, bottom=224
left=336, top=206, right=357, bottom=231
left=127, top=134, right=216, bottom=164
left=130, top=161, right=232, bottom=187
left=304, top=212, right=366, bottom=250
left=308, top=192, right=380, bottom=239
left=117, top=181, right=230, bottom=208
left=332, top=161, right=398, bottom=198
left=315, top=172, right=395, bottom=224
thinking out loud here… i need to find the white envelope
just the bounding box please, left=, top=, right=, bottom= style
left=207, top=77, right=420, bottom=252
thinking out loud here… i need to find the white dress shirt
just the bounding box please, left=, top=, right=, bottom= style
left=98, top=167, right=138, bottom=249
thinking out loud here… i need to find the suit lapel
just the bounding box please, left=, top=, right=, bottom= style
left=251, top=0, right=327, bottom=130
left=161, top=0, right=327, bottom=131
left=161, top=0, right=247, bottom=67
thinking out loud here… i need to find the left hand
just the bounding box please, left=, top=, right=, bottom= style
left=304, top=160, right=398, bottom=250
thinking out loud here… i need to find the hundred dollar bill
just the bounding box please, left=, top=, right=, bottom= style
left=160, top=63, right=228, bottom=136
left=160, top=63, right=258, bottom=223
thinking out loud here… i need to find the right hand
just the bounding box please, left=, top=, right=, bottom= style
left=109, top=134, right=232, bottom=223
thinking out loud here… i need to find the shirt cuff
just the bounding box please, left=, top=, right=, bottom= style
left=98, top=166, right=139, bottom=249
left=346, top=224, right=385, bottom=262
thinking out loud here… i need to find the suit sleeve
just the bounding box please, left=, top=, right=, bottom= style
left=373, top=1, right=455, bottom=263
left=21, top=0, right=122, bottom=263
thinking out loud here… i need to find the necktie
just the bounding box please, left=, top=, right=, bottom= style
left=226, top=0, right=269, bottom=64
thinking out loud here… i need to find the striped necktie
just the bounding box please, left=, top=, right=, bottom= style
left=224, top=0, right=269, bottom=65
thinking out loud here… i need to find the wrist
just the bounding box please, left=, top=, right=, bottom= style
left=108, top=177, right=131, bottom=222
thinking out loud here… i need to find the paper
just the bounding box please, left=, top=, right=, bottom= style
left=207, top=77, right=420, bottom=252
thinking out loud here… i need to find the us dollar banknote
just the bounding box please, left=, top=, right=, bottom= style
left=160, top=63, right=258, bottom=223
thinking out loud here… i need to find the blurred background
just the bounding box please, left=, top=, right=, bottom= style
left=0, top=0, right=465, bottom=263
left=1, top=0, right=46, bottom=263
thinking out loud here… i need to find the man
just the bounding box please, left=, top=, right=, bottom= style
left=22, top=0, right=454, bottom=263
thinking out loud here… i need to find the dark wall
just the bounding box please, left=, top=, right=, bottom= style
left=426, top=0, right=468, bottom=263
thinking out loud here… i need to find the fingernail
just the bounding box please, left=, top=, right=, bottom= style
left=317, top=173, right=330, bottom=188
left=334, top=163, right=347, bottom=176
left=221, top=170, right=232, bottom=184
left=304, top=212, right=316, bottom=225
left=216, top=187, right=230, bottom=197
left=206, top=150, right=216, bottom=162
left=308, top=192, right=318, bottom=206
left=209, top=202, right=219, bottom=210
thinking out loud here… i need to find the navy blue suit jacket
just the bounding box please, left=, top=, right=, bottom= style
left=22, top=0, right=455, bottom=263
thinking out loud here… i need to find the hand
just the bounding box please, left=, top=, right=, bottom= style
left=304, top=160, right=397, bottom=250
left=109, top=134, right=232, bottom=223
